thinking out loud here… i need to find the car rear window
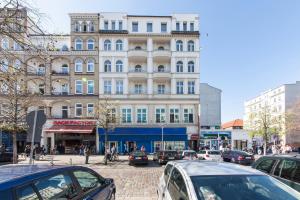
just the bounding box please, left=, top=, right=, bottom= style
left=236, top=151, right=251, bottom=156
left=208, top=151, right=221, bottom=155
left=133, top=151, right=146, bottom=156
left=198, top=151, right=206, bottom=154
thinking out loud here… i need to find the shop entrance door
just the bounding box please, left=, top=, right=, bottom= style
left=210, top=140, right=219, bottom=150
left=127, top=141, right=135, bottom=153
left=109, top=141, right=118, bottom=152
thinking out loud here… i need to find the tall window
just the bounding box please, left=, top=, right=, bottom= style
left=75, top=38, right=83, bottom=50
left=156, top=108, right=166, bottom=123
left=75, top=103, right=83, bottom=117
left=87, top=39, right=94, bottom=50
left=104, top=21, right=109, bottom=30
left=119, top=21, right=123, bottom=30
left=176, top=81, right=184, bottom=94
left=188, top=40, right=194, bottom=52
left=183, top=22, right=187, bottom=31
left=112, top=21, right=116, bottom=30
left=134, top=84, right=143, bottom=94
left=170, top=108, right=179, bottom=123
left=132, top=22, right=138, bottom=32
left=39, top=84, right=45, bottom=94
left=62, top=106, right=68, bottom=118
left=176, top=22, right=180, bottom=31
left=14, top=59, right=21, bottom=70
left=1, top=38, right=9, bottom=50
left=184, top=108, right=193, bottom=123
left=135, top=65, right=142, bottom=72
left=61, top=64, right=69, bottom=74
left=176, top=40, right=183, bottom=51
left=74, top=21, right=80, bottom=32
left=89, top=22, right=95, bottom=32
left=122, top=108, right=132, bottom=123
left=108, top=108, right=116, bottom=123
left=157, top=85, right=165, bottom=94
left=104, top=80, right=112, bottom=94
left=0, top=59, right=8, bottom=72
left=14, top=41, right=22, bottom=51
left=75, top=80, right=83, bottom=94
left=188, top=61, right=194, bottom=72
left=161, top=23, right=167, bottom=32
left=158, top=65, right=165, bottom=72
left=104, top=40, right=111, bottom=51
left=75, top=59, right=83, bottom=72
left=87, top=59, right=94, bottom=72
left=176, top=61, right=183, bottom=72
left=104, top=60, right=111, bottom=72
left=137, top=108, right=147, bottom=123
left=116, top=40, right=123, bottom=51
left=87, top=103, right=94, bottom=117
left=87, top=80, right=94, bottom=94
left=82, top=22, right=87, bottom=32
left=190, top=22, right=194, bottom=31
left=116, top=60, right=123, bottom=72
left=147, top=22, right=153, bottom=32
left=116, top=80, right=123, bottom=94
left=188, top=81, right=195, bottom=94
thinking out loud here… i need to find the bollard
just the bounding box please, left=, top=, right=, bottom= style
left=50, top=156, right=54, bottom=166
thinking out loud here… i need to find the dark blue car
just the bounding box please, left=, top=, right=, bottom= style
left=0, top=165, right=116, bottom=200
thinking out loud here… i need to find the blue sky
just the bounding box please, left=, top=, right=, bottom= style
left=34, top=0, right=300, bottom=123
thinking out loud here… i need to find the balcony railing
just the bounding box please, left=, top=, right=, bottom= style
left=128, top=69, right=147, bottom=73
left=129, top=89, right=147, bottom=95
left=51, top=70, right=69, bottom=75
left=27, top=71, right=45, bottom=76
left=153, top=90, right=171, bottom=95
left=51, top=91, right=69, bottom=96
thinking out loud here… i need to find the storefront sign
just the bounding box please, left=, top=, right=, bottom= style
left=53, top=120, right=96, bottom=126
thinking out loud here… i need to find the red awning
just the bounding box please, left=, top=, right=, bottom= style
left=190, top=134, right=199, bottom=140
left=44, top=125, right=95, bottom=134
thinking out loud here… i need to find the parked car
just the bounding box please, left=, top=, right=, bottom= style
left=181, top=150, right=198, bottom=160
left=153, top=150, right=180, bottom=164
left=157, top=160, right=300, bottom=200
left=0, top=165, right=116, bottom=200
left=0, top=149, right=13, bottom=162
left=222, top=150, right=254, bottom=165
left=128, top=150, right=148, bottom=165
left=252, top=154, right=300, bottom=192
left=197, top=150, right=222, bottom=161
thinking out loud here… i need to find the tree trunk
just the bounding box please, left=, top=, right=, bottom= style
left=263, top=141, right=267, bottom=156
left=104, top=129, right=108, bottom=165
left=12, top=131, right=18, bottom=164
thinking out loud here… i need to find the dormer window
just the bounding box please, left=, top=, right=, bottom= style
left=158, top=65, right=165, bottom=72
left=135, top=46, right=142, bottom=50
left=135, top=65, right=142, bottom=72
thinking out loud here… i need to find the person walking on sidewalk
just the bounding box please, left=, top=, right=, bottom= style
left=84, top=146, right=90, bottom=164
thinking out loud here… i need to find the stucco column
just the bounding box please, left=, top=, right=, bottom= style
left=171, top=78, right=176, bottom=94
left=147, top=76, right=153, bottom=95
left=124, top=78, right=129, bottom=95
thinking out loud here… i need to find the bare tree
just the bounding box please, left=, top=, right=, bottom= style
left=94, top=98, right=119, bottom=165
left=285, top=100, right=300, bottom=146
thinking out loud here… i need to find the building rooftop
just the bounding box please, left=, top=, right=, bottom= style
left=222, top=119, right=243, bottom=129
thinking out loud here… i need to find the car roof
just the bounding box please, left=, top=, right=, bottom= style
left=183, top=150, right=196, bottom=152
left=258, top=154, right=300, bottom=160
left=0, top=165, right=89, bottom=191
left=168, top=160, right=265, bottom=176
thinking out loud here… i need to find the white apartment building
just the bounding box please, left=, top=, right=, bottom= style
left=244, top=81, right=300, bottom=147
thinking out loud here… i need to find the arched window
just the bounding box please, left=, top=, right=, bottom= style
left=87, top=59, right=94, bottom=72
left=116, top=40, right=123, bottom=51
left=188, top=40, right=194, bottom=52
left=176, top=40, right=183, bottom=51
left=176, top=61, right=183, bottom=72
left=158, top=46, right=164, bottom=50
left=87, top=39, right=95, bottom=50
left=74, top=21, right=80, bottom=32
left=83, top=22, right=87, bottom=32
left=75, top=38, right=83, bottom=50
left=116, top=60, right=123, bottom=72
left=14, top=59, right=21, bottom=70
left=62, top=45, right=68, bottom=51
left=135, top=65, right=142, bottom=72
left=135, top=46, right=142, bottom=50
left=104, top=60, right=111, bottom=72
left=188, top=61, right=194, bottom=72
left=61, top=64, right=69, bottom=74
left=75, top=59, right=83, bottom=72
left=1, top=38, right=9, bottom=50
left=158, top=65, right=165, bottom=72
left=89, top=22, right=95, bottom=32
left=0, top=59, right=8, bottom=72
left=104, top=40, right=111, bottom=51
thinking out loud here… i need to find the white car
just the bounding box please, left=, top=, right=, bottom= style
left=181, top=150, right=198, bottom=160
left=157, top=160, right=300, bottom=200
left=197, top=150, right=222, bottom=161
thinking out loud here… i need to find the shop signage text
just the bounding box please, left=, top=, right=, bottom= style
left=53, top=120, right=96, bottom=126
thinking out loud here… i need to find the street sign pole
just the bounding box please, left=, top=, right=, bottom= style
left=29, top=110, right=38, bottom=164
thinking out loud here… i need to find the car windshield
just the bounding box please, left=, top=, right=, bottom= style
left=235, top=151, right=252, bottom=156
left=164, top=151, right=177, bottom=156
left=208, top=151, right=221, bottom=155
left=191, top=175, right=300, bottom=200
left=198, top=151, right=206, bottom=154
left=133, top=151, right=146, bottom=156
left=184, top=152, right=196, bottom=156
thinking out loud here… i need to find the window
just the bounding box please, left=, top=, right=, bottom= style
left=158, top=65, right=165, bottom=72
left=75, top=103, right=83, bottom=117
left=1, top=38, right=9, bottom=50
left=147, top=22, right=153, bottom=32
left=188, top=40, right=194, bottom=52
left=122, top=108, right=132, bottom=123
left=256, top=159, right=277, bottom=174
left=119, top=21, right=123, bottom=30
left=132, top=22, right=138, bottom=32
left=157, top=84, right=165, bottom=94
left=82, top=22, right=87, bottom=32
left=73, top=170, right=103, bottom=193
left=156, top=108, right=166, bottom=123
left=104, top=80, right=112, bottom=94
left=116, top=40, right=123, bottom=51
left=176, top=81, right=184, bottom=94
left=38, top=64, right=45, bottom=75
left=188, top=61, right=194, bottom=72
left=75, top=59, right=83, bottom=72
left=170, top=108, right=180, bottom=123
left=135, top=65, right=142, bottom=72
left=190, top=22, right=194, bottom=31
left=75, top=80, right=83, bottom=94
left=176, top=22, right=180, bottom=31
left=87, top=39, right=94, bottom=50
left=116, top=60, right=123, bottom=72
left=116, top=80, right=123, bottom=94
left=188, top=81, right=195, bottom=94
left=75, top=38, right=83, bottom=50
left=61, top=83, right=69, bottom=94
left=14, top=59, right=21, bottom=70
left=87, top=59, right=94, bottom=72
left=176, top=61, right=183, bottom=72
left=16, top=185, right=39, bottom=200
left=112, top=21, right=116, bottom=30
left=39, top=84, right=45, bottom=95
left=89, top=22, right=95, bottom=32
left=183, top=22, right=187, bottom=31
left=135, top=46, right=142, bottom=50
left=137, top=108, right=147, bottom=123
left=0, top=59, right=8, bottom=72
left=87, top=104, right=94, bottom=117
left=158, top=46, right=164, bottom=50
left=62, top=106, right=68, bottom=118
left=104, top=60, right=111, bottom=72
left=164, top=164, right=173, bottom=183
left=62, top=45, right=68, bottom=51
left=104, top=39, right=111, bottom=51
left=14, top=41, right=22, bottom=51
left=161, top=23, right=167, bottom=32
left=279, top=160, right=300, bottom=183
left=134, top=84, right=143, bottom=94
left=168, top=168, right=189, bottom=200
left=104, top=21, right=109, bottom=30
left=108, top=108, right=116, bottom=123
left=176, top=40, right=183, bottom=51
left=87, top=80, right=94, bottom=94
left=75, top=21, right=80, bottom=32
left=184, top=108, right=193, bottom=123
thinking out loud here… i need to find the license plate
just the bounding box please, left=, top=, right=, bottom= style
left=245, top=157, right=251, bottom=159
left=135, top=157, right=141, bottom=160
left=168, top=157, right=174, bottom=159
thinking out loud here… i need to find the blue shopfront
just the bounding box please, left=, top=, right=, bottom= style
left=199, top=130, right=232, bottom=150
left=98, top=127, right=188, bottom=154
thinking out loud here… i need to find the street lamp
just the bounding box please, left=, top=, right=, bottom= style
left=161, top=121, right=167, bottom=151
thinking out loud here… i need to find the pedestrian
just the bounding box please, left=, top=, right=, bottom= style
left=84, top=146, right=90, bottom=164
left=79, top=144, right=84, bottom=156
left=141, top=145, right=145, bottom=152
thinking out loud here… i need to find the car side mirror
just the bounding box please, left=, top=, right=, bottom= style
left=104, top=179, right=111, bottom=185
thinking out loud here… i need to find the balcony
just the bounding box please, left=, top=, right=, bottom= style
left=128, top=89, right=147, bottom=98
left=153, top=90, right=171, bottom=97
left=153, top=70, right=171, bottom=79
left=51, top=70, right=69, bottom=76
left=128, top=69, right=148, bottom=79
left=51, top=91, right=69, bottom=96
left=152, top=49, right=171, bottom=60
left=128, top=49, right=147, bottom=59
left=27, top=71, right=45, bottom=76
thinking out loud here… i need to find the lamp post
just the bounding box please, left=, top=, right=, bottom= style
left=161, top=122, right=167, bottom=151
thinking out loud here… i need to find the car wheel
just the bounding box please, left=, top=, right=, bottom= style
left=110, top=192, right=115, bottom=200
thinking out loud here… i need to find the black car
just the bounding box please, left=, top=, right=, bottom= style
left=222, top=150, right=254, bottom=165
left=0, top=148, right=13, bottom=162
left=252, top=154, right=300, bottom=192
left=128, top=151, right=148, bottom=165
left=153, top=150, right=180, bottom=164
